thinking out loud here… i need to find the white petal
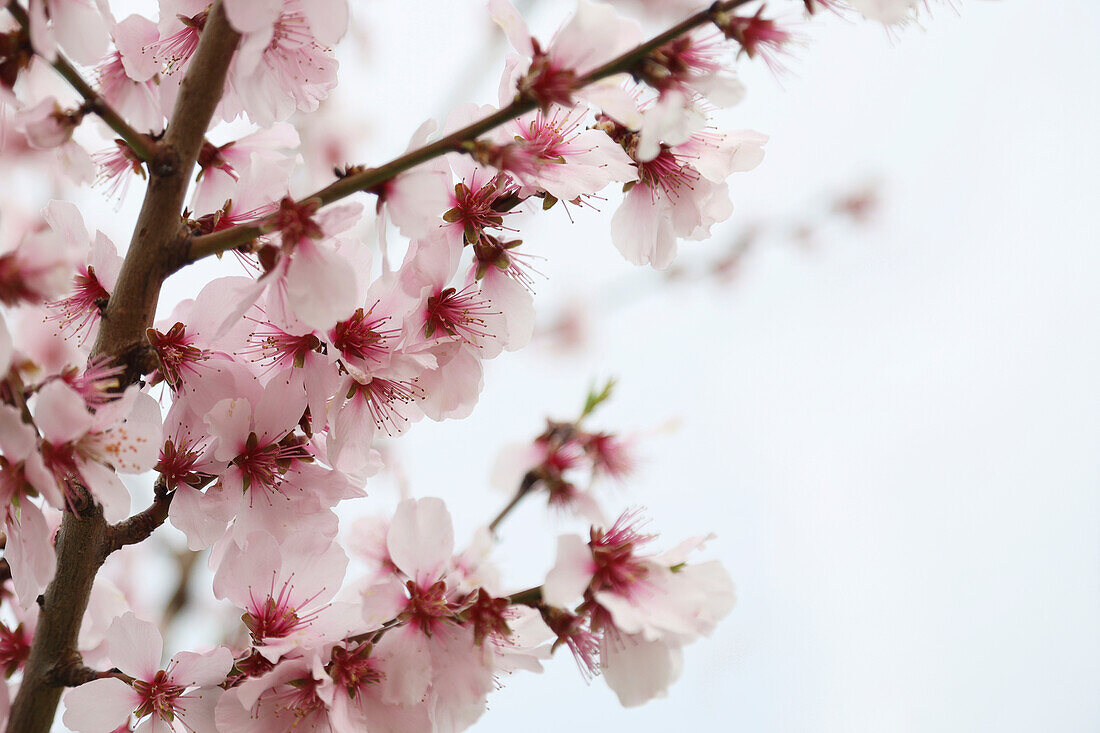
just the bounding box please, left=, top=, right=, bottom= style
left=601, top=635, right=683, bottom=708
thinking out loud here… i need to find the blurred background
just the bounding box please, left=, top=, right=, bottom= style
left=13, top=0, right=1100, bottom=730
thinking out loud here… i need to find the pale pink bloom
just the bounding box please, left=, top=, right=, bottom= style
left=0, top=203, right=82, bottom=307
left=327, top=279, right=414, bottom=382
left=490, top=0, right=644, bottom=111
left=398, top=236, right=509, bottom=359
left=230, top=1, right=339, bottom=126
left=191, top=123, right=300, bottom=216
left=62, top=612, right=232, bottom=733
left=542, top=511, right=735, bottom=705
left=27, top=0, right=109, bottom=65
left=324, top=361, right=428, bottom=474
left=357, top=498, right=499, bottom=726
left=0, top=406, right=57, bottom=608
left=212, top=530, right=351, bottom=662
left=610, top=127, right=767, bottom=269
left=491, top=103, right=638, bottom=202
left=92, top=140, right=146, bottom=202
left=231, top=199, right=363, bottom=334
left=46, top=227, right=122, bottom=344
left=14, top=97, right=79, bottom=149
left=376, top=119, right=453, bottom=242
left=95, top=15, right=164, bottom=134
left=150, top=0, right=209, bottom=73
left=191, top=378, right=339, bottom=546
left=32, top=381, right=162, bottom=522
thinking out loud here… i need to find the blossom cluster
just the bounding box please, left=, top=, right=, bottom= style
left=0, top=0, right=933, bottom=730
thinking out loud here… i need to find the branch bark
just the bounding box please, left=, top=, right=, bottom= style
left=5, top=5, right=239, bottom=730
left=181, top=0, right=757, bottom=265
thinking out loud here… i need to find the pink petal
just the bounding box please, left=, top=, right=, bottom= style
left=387, top=497, right=454, bottom=585
left=542, top=534, right=595, bottom=608
left=33, top=380, right=93, bottom=445
left=62, top=677, right=140, bottom=733
left=106, top=611, right=162, bottom=680
left=169, top=646, right=234, bottom=687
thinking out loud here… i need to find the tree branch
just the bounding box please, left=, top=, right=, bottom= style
left=104, top=488, right=174, bottom=554
left=181, top=0, right=757, bottom=266
left=4, top=1, right=158, bottom=161
left=488, top=470, right=541, bottom=535
left=6, top=4, right=240, bottom=730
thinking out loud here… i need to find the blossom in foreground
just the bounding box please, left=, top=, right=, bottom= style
left=61, top=612, right=232, bottom=733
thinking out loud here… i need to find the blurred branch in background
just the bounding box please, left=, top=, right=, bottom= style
left=537, top=178, right=884, bottom=354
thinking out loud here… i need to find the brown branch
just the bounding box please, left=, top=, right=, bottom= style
left=104, top=489, right=174, bottom=554
left=181, top=0, right=758, bottom=266
left=488, top=470, right=541, bottom=534
left=6, top=4, right=240, bottom=730
left=4, top=1, right=158, bottom=161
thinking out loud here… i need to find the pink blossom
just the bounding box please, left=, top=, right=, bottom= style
left=26, top=0, right=109, bottom=65
left=229, top=1, right=339, bottom=126
left=32, top=381, right=161, bottom=522
left=610, top=125, right=768, bottom=269
left=487, top=103, right=638, bottom=202
left=62, top=612, right=232, bottom=733
left=14, top=97, right=79, bottom=149
left=95, top=14, right=164, bottom=135
left=491, top=0, right=645, bottom=111
left=212, top=530, right=351, bottom=662
left=191, top=123, right=300, bottom=216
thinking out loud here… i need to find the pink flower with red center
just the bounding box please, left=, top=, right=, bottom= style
left=716, top=6, right=798, bottom=73
left=610, top=123, right=767, bottom=269
left=147, top=322, right=210, bottom=390
left=190, top=378, right=334, bottom=546
left=31, top=381, right=162, bottom=522
left=213, top=530, right=350, bottom=663
left=490, top=0, right=644, bottom=113
left=230, top=2, right=339, bottom=126
left=423, top=283, right=499, bottom=345
left=328, top=288, right=407, bottom=379
left=191, top=124, right=299, bottom=215
left=541, top=510, right=736, bottom=705
left=485, top=104, right=637, bottom=203
left=442, top=167, right=521, bottom=246
left=61, top=612, right=232, bottom=733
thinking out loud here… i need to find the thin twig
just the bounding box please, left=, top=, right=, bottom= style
left=488, top=470, right=541, bottom=534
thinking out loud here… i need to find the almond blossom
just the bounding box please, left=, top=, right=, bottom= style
left=61, top=612, right=233, bottom=733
